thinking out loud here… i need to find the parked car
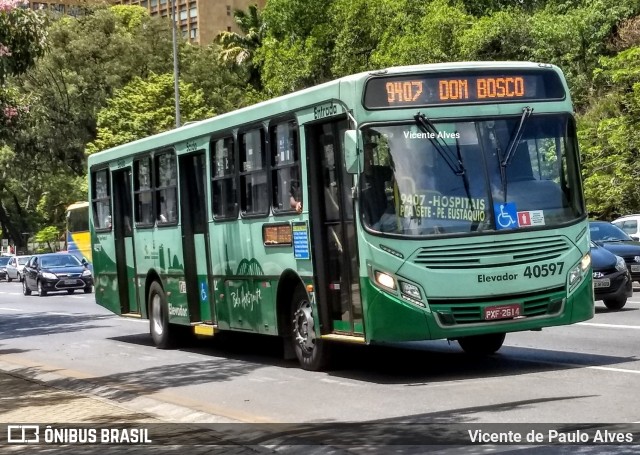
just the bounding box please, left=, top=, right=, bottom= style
left=612, top=214, right=640, bottom=241
left=22, top=253, right=93, bottom=297
left=0, top=256, right=10, bottom=281
left=590, top=241, right=632, bottom=310
left=5, top=255, right=30, bottom=282
left=589, top=221, right=640, bottom=282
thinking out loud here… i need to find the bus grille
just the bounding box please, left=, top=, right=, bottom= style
left=429, top=287, right=565, bottom=325
left=412, top=236, right=570, bottom=269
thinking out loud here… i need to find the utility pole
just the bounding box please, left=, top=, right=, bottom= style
left=171, top=0, right=182, bottom=128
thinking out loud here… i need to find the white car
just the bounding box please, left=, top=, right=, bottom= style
left=6, top=255, right=30, bottom=282
left=612, top=214, right=640, bottom=241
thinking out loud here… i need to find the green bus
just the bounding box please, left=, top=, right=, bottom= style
left=88, top=62, right=594, bottom=370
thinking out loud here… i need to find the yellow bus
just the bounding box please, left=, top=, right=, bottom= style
left=66, top=201, right=92, bottom=264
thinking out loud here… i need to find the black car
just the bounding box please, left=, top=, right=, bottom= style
left=22, top=253, right=93, bottom=297
left=589, top=221, right=640, bottom=281
left=590, top=241, right=632, bottom=310
left=0, top=256, right=10, bottom=280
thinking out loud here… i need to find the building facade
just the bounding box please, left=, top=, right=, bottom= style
left=28, top=0, right=266, bottom=46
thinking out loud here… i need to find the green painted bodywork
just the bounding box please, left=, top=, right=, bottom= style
left=88, top=62, right=594, bottom=345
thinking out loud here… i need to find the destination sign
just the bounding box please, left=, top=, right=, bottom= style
left=363, top=70, right=565, bottom=108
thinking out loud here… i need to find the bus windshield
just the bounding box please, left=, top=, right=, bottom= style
left=67, top=204, right=89, bottom=232
left=361, top=114, right=584, bottom=236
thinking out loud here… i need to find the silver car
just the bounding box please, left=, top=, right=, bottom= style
left=6, top=255, right=30, bottom=282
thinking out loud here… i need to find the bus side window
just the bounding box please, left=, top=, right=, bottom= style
left=155, top=151, right=178, bottom=224
left=240, top=127, right=269, bottom=216
left=271, top=120, right=301, bottom=214
left=134, top=157, right=154, bottom=226
left=211, top=136, right=237, bottom=220
left=92, top=169, right=112, bottom=230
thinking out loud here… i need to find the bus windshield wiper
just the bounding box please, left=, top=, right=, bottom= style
left=500, top=106, right=533, bottom=168
left=498, top=106, right=533, bottom=200
left=414, top=112, right=465, bottom=176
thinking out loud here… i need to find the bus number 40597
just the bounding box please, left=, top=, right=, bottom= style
left=524, top=262, right=564, bottom=278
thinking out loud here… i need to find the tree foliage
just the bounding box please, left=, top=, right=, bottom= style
left=216, top=4, right=265, bottom=90
left=86, top=73, right=214, bottom=154
left=579, top=47, right=640, bottom=219
left=4, top=0, right=640, bottom=241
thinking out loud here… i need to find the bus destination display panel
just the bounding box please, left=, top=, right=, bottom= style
left=363, top=70, right=565, bottom=108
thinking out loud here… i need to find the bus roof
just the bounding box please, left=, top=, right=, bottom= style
left=87, top=61, right=564, bottom=166
left=67, top=201, right=89, bottom=211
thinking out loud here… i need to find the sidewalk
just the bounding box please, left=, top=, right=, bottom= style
left=0, top=368, right=272, bottom=454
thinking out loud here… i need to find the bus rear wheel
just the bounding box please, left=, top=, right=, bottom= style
left=458, top=333, right=505, bottom=355
left=291, top=287, right=330, bottom=371
left=149, top=281, right=176, bottom=349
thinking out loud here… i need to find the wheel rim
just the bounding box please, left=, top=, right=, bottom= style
left=293, top=299, right=316, bottom=354
left=151, top=294, right=163, bottom=336
left=38, top=281, right=42, bottom=294
left=23, top=280, right=27, bottom=293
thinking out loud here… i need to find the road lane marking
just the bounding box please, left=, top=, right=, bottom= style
left=587, top=366, right=640, bottom=375
left=578, top=322, right=640, bottom=330
left=0, top=307, right=20, bottom=311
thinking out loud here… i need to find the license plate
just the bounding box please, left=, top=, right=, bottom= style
left=593, top=278, right=610, bottom=288
left=631, top=265, right=640, bottom=273
left=64, top=279, right=77, bottom=285
left=483, top=304, right=521, bottom=321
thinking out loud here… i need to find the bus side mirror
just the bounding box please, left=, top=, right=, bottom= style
left=81, top=258, right=88, bottom=266
left=344, top=130, right=362, bottom=174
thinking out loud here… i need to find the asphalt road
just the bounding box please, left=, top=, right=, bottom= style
left=1, top=280, right=639, bottom=425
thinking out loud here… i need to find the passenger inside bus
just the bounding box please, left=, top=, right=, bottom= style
left=289, top=179, right=302, bottom=213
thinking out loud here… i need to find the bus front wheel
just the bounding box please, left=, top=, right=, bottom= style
left=291, top=287, right=330, bottom=371
left=458, top=333, right=505, bottom=355
left=149, top=281, right=176, bottom=349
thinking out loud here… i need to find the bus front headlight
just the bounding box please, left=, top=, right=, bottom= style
left=374, top=271, right=396, bottom=290
left=399, top=281, right=421, bottom=300
left=569, top=252, right=591, bottom=286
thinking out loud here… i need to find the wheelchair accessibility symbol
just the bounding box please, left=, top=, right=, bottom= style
left=200, top=282, right=208, bottom=302
left=494, top=202, right=518, bottom=230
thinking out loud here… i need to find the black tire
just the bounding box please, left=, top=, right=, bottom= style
left=603, top=297, right=626, bottom=310
left=6, top=274, right=11, bottom=282
left=149, top=281, right=177, bottom=349
left=18, top=273, right=22, bottom=282
left=37, top=280, right=47, bottom=297
left=291, top=287, right=330, bottom=371
left=67, top=289, right=74, bottom=295
left=22, top=279, right=31, bottom=296
left=84, top=286, right=93, bottom=294
left=458, top=333, right=506, bottom=355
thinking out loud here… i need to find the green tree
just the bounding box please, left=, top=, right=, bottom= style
left=1, top=2, right=47, bottom=138
left=459, top=9, right=534, bottom=61
left=216, top=3, right=265, bottom=90
left=34, top=225, right=59, bottom=252
left=371, top=0, right=473, bottom=67
left=86, top=73, right=214, bottom=154
left=255, top=0, right=334, bottom=96
left=330, top=0, right=401, bottom=76
left=579, top=46, right=640, bottom=219
left=180, top=43, right=252, bottom=112
left=1, top=5, right=173, bottom=248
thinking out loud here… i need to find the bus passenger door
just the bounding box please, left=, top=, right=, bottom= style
left=179, top=152, right=213, bottom=324
left=112, top=168, right=138, bottom=314
left=307, top=119, right=363, bottom=336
